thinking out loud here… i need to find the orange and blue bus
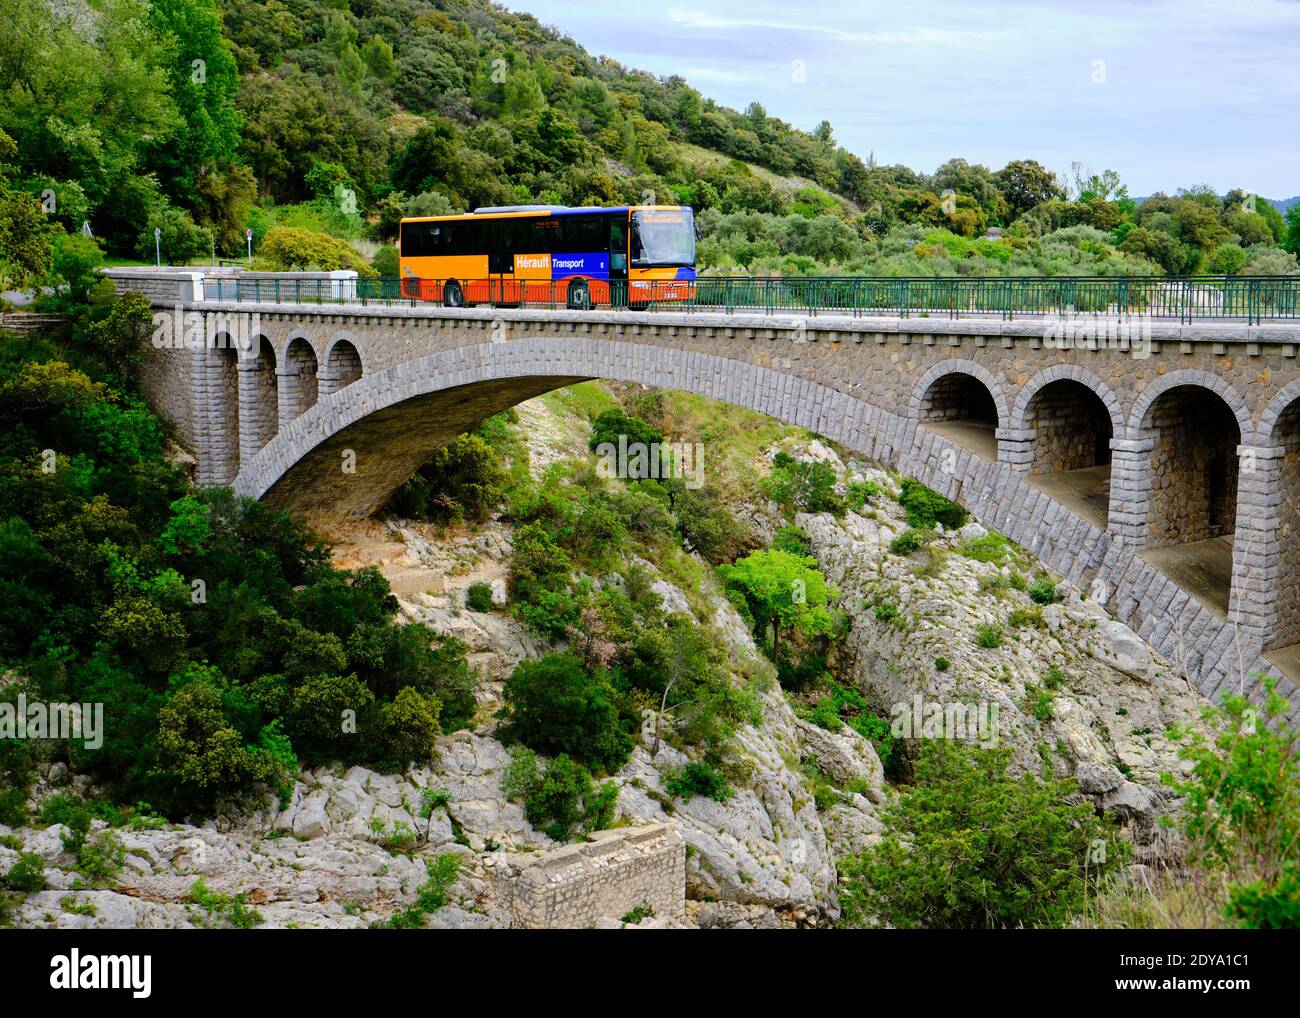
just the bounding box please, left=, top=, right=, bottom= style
left=398, top=205, right=695, bottom=308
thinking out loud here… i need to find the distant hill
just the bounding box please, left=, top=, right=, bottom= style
left=1135, top=194, right=1297, bottom=213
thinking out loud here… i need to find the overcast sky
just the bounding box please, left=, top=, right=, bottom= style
left=503, top=0, right=1300, bottom=199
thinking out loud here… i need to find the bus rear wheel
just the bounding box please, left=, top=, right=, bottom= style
left=566, top=280, right=591, bottom=310
left=443, top=281, right=464, bottom=308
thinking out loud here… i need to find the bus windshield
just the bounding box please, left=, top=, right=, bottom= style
left=630, top=209, right=695, bottom=267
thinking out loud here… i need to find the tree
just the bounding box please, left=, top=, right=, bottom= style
left=251, top=226, right=374, bottom=274
left=1121, top=225, right=1194, bottom=275
left=498, top=653, right=633, bottom=774
left=145, top=0, right=242, bottom=202
left=0, top=130, right=53, bottom=290
left=137, top=204, right=214, bottom=265
left=719, top=548, right=838, bottom=667
left=1208, top=242, right=1247, bottom=275
left=994, top=159, right=1064, bottom=219
left=51, top=232, right=105, bottom=303
left=1284, top=205, right=1300, bottom=255
left=387, top=434, right=507, bottom=524
left=360, top=35, right=396, bottom=82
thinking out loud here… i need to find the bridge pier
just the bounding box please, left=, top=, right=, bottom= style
left=1105, top=436, right=1154, bottom=545
left=237, top=340, right=278, bottom=467
left=996, top=427, right=1035, bottom=474
left=1230, top=444, right=1285, bottom=647
left=194, top=343, right=240, bottom=487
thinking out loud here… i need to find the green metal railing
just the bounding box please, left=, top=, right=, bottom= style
left=204, top=275, right=1300, bottom=324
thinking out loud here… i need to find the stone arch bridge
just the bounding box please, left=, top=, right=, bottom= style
left=124, top=276, right=1300, bottom=718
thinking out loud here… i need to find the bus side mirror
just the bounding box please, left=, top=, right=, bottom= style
left=694, top=221, right=702, bottom=239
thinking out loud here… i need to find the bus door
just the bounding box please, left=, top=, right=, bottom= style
left=609, top=218, right=628, bottom=307
left=488, top=220, right=513, bottom=304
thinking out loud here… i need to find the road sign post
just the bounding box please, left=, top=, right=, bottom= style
left=154, top=227, right=161, bottom=267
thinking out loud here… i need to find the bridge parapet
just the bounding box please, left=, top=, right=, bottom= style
left=102, top=267, right=358, bottom=305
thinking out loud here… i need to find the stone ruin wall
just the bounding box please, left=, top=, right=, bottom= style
left=489, top=824, right=686, bottom=929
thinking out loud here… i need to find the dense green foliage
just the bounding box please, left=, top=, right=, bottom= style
left=762, top=451, right=844, bottom=515
left=497, top=653, right=633, bottom=774
left=0, top=308, right=476, bottom=819
left=720, top=548, right=840, bottom=684
left=501, top=747, right=617, bottom=841
left=839, top=740, right=1123, bottom=928
left=388, top=432, right=508, bottom=524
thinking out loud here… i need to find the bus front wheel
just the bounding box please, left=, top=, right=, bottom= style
left=443, top=281, right=464, bottom=308
left=566, top=280, right=591, bottom=310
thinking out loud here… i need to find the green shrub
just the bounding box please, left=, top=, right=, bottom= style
left=1009, top=605, right=1045, bottom=629
left=4, top=853, right=45, bottom=893
left=975, top=623, right=1005, bottom=648
left=1023, top=685, right=1055, bottom=722
left=804, top=678, right=898, bottom=771
left=251, top=226, right=375, bottom=275
left=846, top=479, right=882, bottom=510
left=387, top=434, right=507, bottom=524
left=385, top=853, right=463, bottom=928
left=589, top=409, right=663, bottom=452
left=1226, top=864, right=1300, bottom=929
left=771, top=524, right=812, bottom=556
left=958, top=531, right=1012, bottom=563
left=934, top=657, right=951, bottom=672
left=186, top=877, right=263, bottom=929
left=501, top=749, right=618, bottom=841
left=1028, top=578, right=1060, bottom=604
left=897, top=479, right=968, bottom=530
left=1044, top=665, right=1066, bottom=689
left=889, top=528, right=929, bottom=555
left=498, top=654, right=633, bottom=773
left=465, top=582, right=494, bottom=612
left=838, top=740, right=1122, bottom=928
left=620, top=903, right=655, bottom=924
left=663, top=761, right=733, bottom=802
left=1164, top=679, right=1299, bottom=927
left=762, top=452, right=844, bottom=515
left=873, top=601, right=899, bottom=623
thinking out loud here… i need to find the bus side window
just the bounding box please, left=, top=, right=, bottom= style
left=610, top=222, right=628, bottom=273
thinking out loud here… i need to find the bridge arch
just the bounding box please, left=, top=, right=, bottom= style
left=194, top=327, right=1296, bottom=715
left=1127, top=369, right=1253, bottom=440
left=279, top=336, right=320, bottom=426
left=322, top=332, right=364, bottom=395
left=1011, top=365, right=1123, bottom=479
left=908, top=358, right=1009, bottom=425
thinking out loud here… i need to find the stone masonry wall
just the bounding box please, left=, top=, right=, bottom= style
left=1273, top=408, right=1300, bottom=648
left=1146, top=390, right=1240, bottom=548
left=489, top=824, right=686, bottom=929
left=1027, top=380, right=1113, bottom=474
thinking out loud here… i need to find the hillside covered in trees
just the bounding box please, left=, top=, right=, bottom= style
left=2, top=0, right=1299, bottom=289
